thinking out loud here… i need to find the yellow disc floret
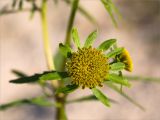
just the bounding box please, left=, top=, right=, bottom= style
left=66, top=47, right=109, bottom=89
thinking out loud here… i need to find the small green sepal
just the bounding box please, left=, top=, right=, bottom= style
left=72, top=28, right=81, bottom=48
left=106, top=47, right=124, bottom=58
left=84, top=30, right=97, bottom=48
left=55, top=84, right=78, bottom=94
left=106, top=73, right=131, bottom=87
left=98, top=39, right=116, bottom=51
left=59, top=43, right=72, bottom=58
left=110, top=62, right=125, bottom=71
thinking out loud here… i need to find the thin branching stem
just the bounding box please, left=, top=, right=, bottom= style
left=55, top=0, right=79, bottom=120
left=63, top=0, right=97, bottom=25
left=65, top=0, right=79, bottom=45
left=0, top=8, right=34, bottom=15
left=59, top=0, right=80, bottom=72
left=41, top=0, right=54, bottom=70
left=41, top=0, right=60, bottom=90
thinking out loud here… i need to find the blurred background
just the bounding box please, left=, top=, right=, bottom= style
left=0, top=0, right=160, bottom=120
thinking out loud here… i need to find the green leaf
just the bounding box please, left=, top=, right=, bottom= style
left=72, top=28, right=81, bottom=48
left=67, top=95, right=97, bottom=104
left=106, top=47, right=124, bottom=58
left=125, top=75, right=160, bottom=83
left=53, top=0, right=58, bottom=4
left=110, top=1, right=122, bottom=20
left=110, top=62, right=125, bottom=71
left=84, top=30, right=97, bottom=48
left=0, top=97, right=54, bottom=111
left=92, top=88, right=110, bottom=107
left=30, top=97, right=54, bottom=106
left=63, top=0, right=97, bottom=25
left=12, top=0, right=17, bottom=8
left=10, top=71, right=68, bottom=84
left=29, top=2, right=37, bottom=20
left=78, top=5, right=97, bottom=25
left=56, top=84, right=78, bottom=94
left=40, top=72, right=68, bottom=81
left=98, top=39, right=116, bottom=51
left=67, top=95, right=117, bottom=104
left=12, top=69, right=27, bottom=77
left=19, top=0, right=23, bottom=10
left=59, top=43, right=72, bottom=58
left=101, top=0, right=118, bottom=27
left=107, top=73, right=131, bottom=87
left=0, top=100, right=24, bottom=110
left=106, top=82, right=145, bottom=111
left=10, top=73, right=42, bottom=83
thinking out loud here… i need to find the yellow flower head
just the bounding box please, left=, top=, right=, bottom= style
left=66, top=47, right=109, bottom=89
left=58, top=28, right=133, bottom=90
left=118, top=48, right=133, bottom=72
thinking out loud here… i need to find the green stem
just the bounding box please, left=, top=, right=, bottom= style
left=40, top=1, right=62, bottom=119
left=41, top=0, right=58, bottom=89
left=55, top=0, right=79, bottom=120
left=40, top=0, right=79, bottom=119
left=56, top=97, right=67, bottom=120
left=60, top=0, right=80, bottom=72
left=65, top=0, right=79, bottom=45
left=63, top=0, right=97, bottom=25
left=41, top=0, right=54, bottom=70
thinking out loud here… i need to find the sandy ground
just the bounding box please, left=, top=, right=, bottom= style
left=0, top=0, right=160, bottom=120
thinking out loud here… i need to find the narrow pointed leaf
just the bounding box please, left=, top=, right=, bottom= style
left=30, top=97, right=54, bottom=106
left=12, top=69, right=27, bottom=77
left=59, top=43, right=72, bottom=58
left=84, top=30, right=97, bottom=48
left=98, top=39, right=116, bottom=51
left=0, top=100, right=25, bottom=110
left=67, top=95, right=117, bottom=104
left=101, top=0, right=118, bottom=27
left=72, top=28, right=81, bottom=48
left=92, top=88, right=110, bottom=107
left=12, top=0, right=17, bottom=8
left=0, top=97, right=54, bottom=111
left=125, top=75, right=160, bottom=83
left=78, top=5, right=97, bottom=25
left=106, top=47, right=124, bottom=58
left=110, top=2, right=122, bottom=20
left=40, top=72, right=69, bottom=80
left=110, top=62, right=125, bottom=71
left=10, top=73, right=42, bottom=83
left=56, top=84, right=78, bottom=94
left=106, top=82, right=145, bottom=111
left=67, top=95, right=97, bottom=103
left=107, top=73, right=131, bottom=87
left=30, top=3, right=36, bottom=20
left=10, top=71, right=68, bottom=84
left=19, top=0, right=23, bottom=10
